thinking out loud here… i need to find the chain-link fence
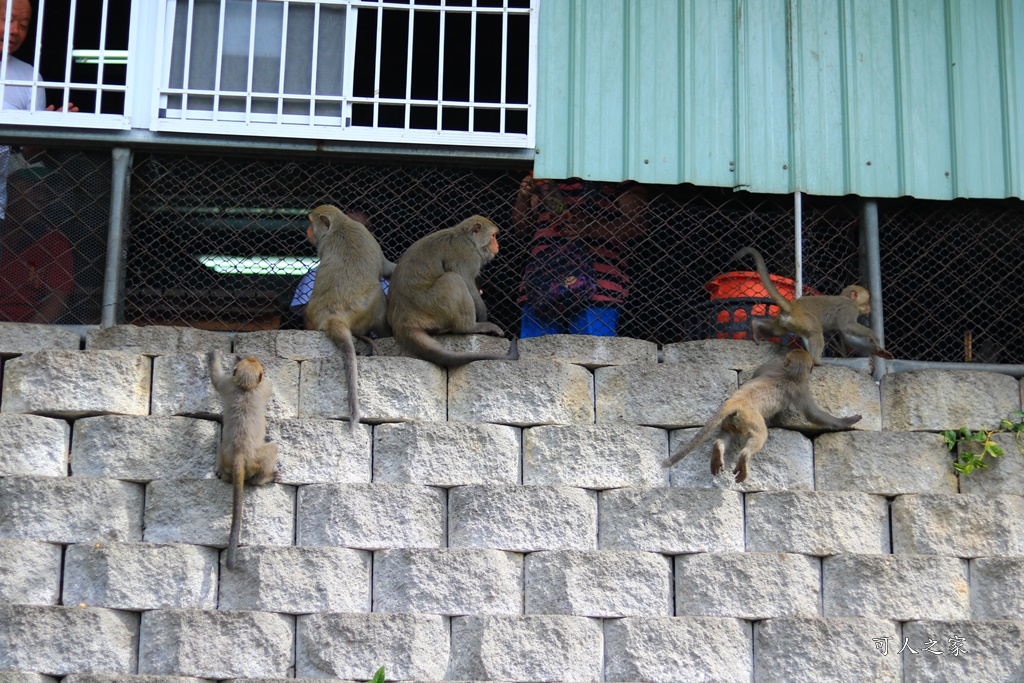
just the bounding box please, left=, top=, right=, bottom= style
left=4, top=145, right=1023, bottom=365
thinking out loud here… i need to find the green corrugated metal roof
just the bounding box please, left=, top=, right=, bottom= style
left=534, top=0, right=1023, bottom=200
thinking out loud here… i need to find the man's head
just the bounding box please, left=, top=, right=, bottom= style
left=0, top=0, right=32, bottom=56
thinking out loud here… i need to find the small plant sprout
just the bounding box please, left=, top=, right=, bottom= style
left=942, top=410, right=1024, bottom=475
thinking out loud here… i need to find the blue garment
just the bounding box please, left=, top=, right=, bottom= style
left=520, top=304, right=619, bottom=339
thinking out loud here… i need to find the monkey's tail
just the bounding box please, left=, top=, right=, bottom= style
left=400, top=328, right=519, bottom=368
left=733, top=247, right=792, bottom=313
left=227, top=451, right=245, bottom=570
left=662, top=409, right=732, bottom=468
left=324, top=320, right=360, bottom=432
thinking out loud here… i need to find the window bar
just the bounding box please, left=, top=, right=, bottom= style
left=499, top=2, right=508, bottom=133
left=95, top=0, right=112, bottom=114
left=309, top=2, right=322, bottom=124
left=212, top=0, right=229, bottom=121
left=436, top=3, right=445, bottom=133
left=29, top=0, right=45, bottom=111
left=468, top=0, right=477, bottom=132
left=0, top=0, right=11, bottom=107
left=372, top=2, right=383, bottom=128
left=404, top=5, right=414, bottom=129
left=61, top=0, right=78, bottom=111
left=181, top=0, right=198, bottom=116
left=244, top=0, right=258, bottom=124
left=276, top=0, right=290, bottom=123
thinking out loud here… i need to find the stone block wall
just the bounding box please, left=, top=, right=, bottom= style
left=1, top=324, right=1023, bottom=682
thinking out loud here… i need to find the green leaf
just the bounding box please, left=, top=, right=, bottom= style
left=370, top=666, right=385, bottom=683
left=986, top=444, right=1005, bottom=458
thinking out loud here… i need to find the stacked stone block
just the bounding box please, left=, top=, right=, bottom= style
left=0, top=325, right=1021, bottom=682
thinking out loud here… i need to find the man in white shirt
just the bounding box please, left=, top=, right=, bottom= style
left=0, top=0, right=75, bottom=219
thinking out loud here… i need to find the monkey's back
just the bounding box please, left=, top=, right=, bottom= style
left=306, top=223, right=389, bottom=329
left=388, top=228, right=476, bottom=323
left=219, top=382, right=272, bottom=467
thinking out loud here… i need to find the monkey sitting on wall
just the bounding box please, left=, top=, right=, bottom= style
left=209, top=349, right=277, bottom=569
left=305, top=205, right=394, bottom=430
left=387, top=215, right=519, bottom=367
left=662, top=348, right=861, bottom=482
left=733, top=246, right=893, bottom=364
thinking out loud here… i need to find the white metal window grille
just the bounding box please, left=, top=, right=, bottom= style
left=154, top=0, right=536, bottom=147
left=0, top=0, right=131, bottom=130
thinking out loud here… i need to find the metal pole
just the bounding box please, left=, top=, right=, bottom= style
left=101, top=147, right=132, bottom=328
left=860, top=198, right=885, bottom=379
left=794, top=190, right=803, bottom=297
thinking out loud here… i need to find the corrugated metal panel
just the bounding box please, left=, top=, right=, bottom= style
left=534, top=0, right=1023, bottom=200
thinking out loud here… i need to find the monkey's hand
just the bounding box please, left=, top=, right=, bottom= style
left=873, top=348, right=894, bottom=360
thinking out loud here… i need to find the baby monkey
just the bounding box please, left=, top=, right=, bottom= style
left=209, top=349, right=277, bottom=569
left=662, top=348, right=861, bottom=482
left=734, top=246, right=893, bottom=364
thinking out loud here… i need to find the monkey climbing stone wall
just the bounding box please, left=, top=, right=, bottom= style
left=0, top=323, right=1022, bottom=681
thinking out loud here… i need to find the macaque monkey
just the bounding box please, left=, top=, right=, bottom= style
left=209, top=349, right=277, bottom=569
left=305, top=205, right=393, bottom=430
left=387, top=215, right=519, bottom=367
left=662, top=348, right=861, bottom=482
left=734, top=247, right=893, bottom=364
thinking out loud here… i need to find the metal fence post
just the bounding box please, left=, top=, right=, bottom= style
left=859, top=198, right=886, bottom=379
left=101, top=147, right=132, bottom=328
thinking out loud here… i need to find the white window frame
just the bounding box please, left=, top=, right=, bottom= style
left=0, top=0, right=135, bottom=130
left=148, top=0, right=538, bottom=148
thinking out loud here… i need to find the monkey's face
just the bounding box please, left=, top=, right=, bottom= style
left=306, top=220, right=317, bottom=246
left=233, top=357, right=265, bottom=391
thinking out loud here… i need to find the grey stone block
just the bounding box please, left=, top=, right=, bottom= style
left=232, top=329, right=353, bottom=360
left=143, top=479, right=295, bottom=547
left=449, top=359, right=594, bottom=426
left=0, top=539, right=62, bottom=605
left=902, top=620, right=1024, bottom=682
left=373, top=548, right=522, bottom=616
left=971, top=558, right=1024, bottom=619
left=815, top=431, right=957, bottom=495
left=2, top=351, right=150, bottom=418
left=139, top=610, right=293, bottom=679
left=595, top=364, right=735, bottom=428
left=0, top=605, right=139, bottom=676
left=448, top=484, right=597, bottom=551
left=219, top=546, right=370, bottom=613
left=746, top=491, right=890, bottom=555
left=882, top=369, right=1021, bottom=431
left=775, top=364, right=881, bottom=432
left=518, top=334, right=658, bottom=368
left=598, top=487, right=743, bottom=553
left=266, top=418, right=371, bottom=485
left=0, top=323, right=79, bottom=355
left=85, top=325, right=230, bottom=355
left=0, top=477, right=143, bottom=544
left=604, top=616, right=752, bottom=683
left=957, top=432, right=1024, bottom=495
left=450, top=615, right=603, bottom=683
left=299, top=356, right=445, bottom=422
left=0, top=414, right=69, bottom=476
left=0, top=674, right=58, bottom=683
left=374, top=421, right=520, bottom=487
left=523, top=424, right=667, bottom=488
left=662, top=339, right=788, bottom=370
left=525, top=550, right=671, bottom=617
left=823, top=554, right=969, bottom=620
left=675, top=552, right=820, bottom=619
left=152, top=353, right=298, bottom=419
left=755, top=617, right=901, bottom=682
left=297, top=613, right=448, bottom=680
left=64, top=677, right=212, bottom=683
left=63, top=542, right=218, bottom=610
left=71, top=416, right=218, bottom=481
left=297, top=483, right=444, bottom=550
left=667, top=427, right=813, bottom=491
left=892, top=493, right=1024, bottom=557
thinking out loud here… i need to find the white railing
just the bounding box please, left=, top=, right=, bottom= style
left=0, top=0, right=537, bottom=148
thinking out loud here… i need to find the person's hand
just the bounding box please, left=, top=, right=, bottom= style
left=45, top=102, right=79, bottom=113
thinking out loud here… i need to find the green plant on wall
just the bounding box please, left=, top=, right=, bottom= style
left=942, top=411, right=1024, bottom=474
left=369, top=667, right=385, bottom=683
